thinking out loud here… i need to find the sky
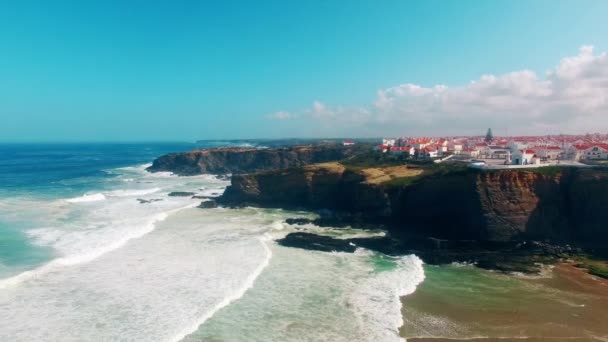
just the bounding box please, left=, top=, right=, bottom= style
left=0, top=0, right=607, bottom=142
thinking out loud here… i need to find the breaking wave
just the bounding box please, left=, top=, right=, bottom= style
left=66, top=193, right=106, bottom=203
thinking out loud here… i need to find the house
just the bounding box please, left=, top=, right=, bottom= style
left=512, top=149, right=538, bottom=165
left=473, top=143, right=487, bottom=153
left=382, top=138, right=396, bottom=147
left=419, top=146, right=439, bottom=158
left=533, top=146, right=563, bottom=160
left=482, top=145, right=510, bottom=159
left=437, top=139, right=449, bottom=152
left=408, top=137, right=433, bottom=149
left=566, top=144, right=587, bottom=160
left=461, top=148, right=479, bottom=158
left=389, top=146, right=415, bottom=155
left=375, top=145, right=389, bottom=153
left=566, top=144, right=608, bottom=160
left=447, top=141, right=463, bottom=154
left=582, top=144, right=608, bottom=160
left=342, top=140, right=355, bottom=146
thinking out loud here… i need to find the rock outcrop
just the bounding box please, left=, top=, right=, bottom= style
left=146, top=145, right=358, bottom=175
left=219, top=164, right=608, bottom=249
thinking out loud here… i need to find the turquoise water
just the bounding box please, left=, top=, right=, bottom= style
left=0, top=221, right=54, bottom=277
left=0, top=143, right=426, bottom=342
left=0, top=143, right=198, bottom=279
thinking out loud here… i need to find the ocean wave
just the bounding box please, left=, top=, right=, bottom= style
left=106, top=188, right=161, bottom=197
left=66, top=193, right=106, bottom=203
left=169, top=233, right=274, bottom=342
left=114, top=163, right=153, bottom=172
left=198, top=187, right=226, bottom=197
left=351, top=254, right=426, bottom=342
left=0, top=203, right=198, bottom=290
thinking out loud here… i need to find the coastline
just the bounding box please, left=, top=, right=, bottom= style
left=400, top=263, right=608, bottom=341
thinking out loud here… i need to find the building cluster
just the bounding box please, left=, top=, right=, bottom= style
left=376, top=133, right=608, bottom=164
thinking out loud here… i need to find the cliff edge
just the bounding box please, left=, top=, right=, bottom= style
left=219, top=164, right=608, bottom=249
left=146, top=145, right=358, bottom=175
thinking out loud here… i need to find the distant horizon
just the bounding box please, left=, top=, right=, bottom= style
left=3, top=132, right=608, bottom=145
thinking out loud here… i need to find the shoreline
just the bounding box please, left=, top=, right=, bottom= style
left=400, top=263, right=608, bottom=341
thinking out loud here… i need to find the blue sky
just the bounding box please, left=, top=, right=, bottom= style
left=1, top=0, right=607, bottom=141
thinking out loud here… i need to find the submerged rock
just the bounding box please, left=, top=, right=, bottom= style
left=191, top=195, right=216, bottom=199
left=285, top=218, right=314, bottom=225
left=168, top=192, right=196, bottom=197
left=137, top=198, right=163, bottom=204
left=198, top=200, right=218, bottom=209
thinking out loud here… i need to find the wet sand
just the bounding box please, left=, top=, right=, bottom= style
left=400, top=263, right=608, bottom=342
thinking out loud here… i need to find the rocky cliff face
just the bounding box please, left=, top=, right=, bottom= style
left=219, top=165, right=608, bottom=247
left=146, top=145, right=357, bottom=175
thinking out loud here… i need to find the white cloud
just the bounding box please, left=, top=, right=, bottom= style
left=309, top=100, right=335, bottom=119
left=274, top=46, right=608, bottom=136
left=266, top=111, right=293, bottom=120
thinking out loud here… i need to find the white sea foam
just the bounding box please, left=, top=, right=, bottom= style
left=198, top=187, right=226, bottom=197
left=0, top=203, right=198, bottom=290
left=170, top=234, right=273, bottom=342
left=66, top=193, right=106, bottom=203
left=106, top=187, right=161, bottom=197
left=0, top=206, right=275, bottom=342
left=350, top=254, right=426, bottom=342
left=114, top=163, right=152, bottom=172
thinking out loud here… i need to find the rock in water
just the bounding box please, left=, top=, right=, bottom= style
left=277, top=232, right=357, bottom=253
left=285, top=218, right=314, bottom=225
left=137, top=198, right=163, bottom=204
left=168, top=192, right=196, bottom=197
left=198, top=200, right=218, bottom=209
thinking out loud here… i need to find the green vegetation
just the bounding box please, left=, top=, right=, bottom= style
left=485, top=128, right=493, bottom=143
left=384, top=174, right=422, bottom=187
left=425, top=162, right=469, bottom=177
left=383, top=162, right=469, bottom=188
left=575, top=257, right=608, bottom=279
left=341, top=151, right=416, bottom=170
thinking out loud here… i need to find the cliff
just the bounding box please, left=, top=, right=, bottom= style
left=219, top=164, right=608, bottom=248
left=146, top=145, right=358, bottom=175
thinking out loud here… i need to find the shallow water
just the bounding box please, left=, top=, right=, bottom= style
left=401, top=263, right=608, bottom=341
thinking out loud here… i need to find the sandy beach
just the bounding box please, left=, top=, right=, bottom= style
left=401, top=263, right=608, bottom=342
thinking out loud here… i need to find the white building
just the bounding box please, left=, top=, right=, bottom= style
left=582, top=144, right=608, bottom=160
left=533, top=146, right=564, bottom=160
left=420, top=146, right=439, bottom=158
left=512, top=149, right=538, bottom=165
left=482, top=145, right=510, bottom=159
left=566, top=144, right=608, bottom=161
left=461, top=149, right=479, bottom=158
left=389, top=146, right=415, bottom=155
left=508, top=140, right=532, bottom=151
left=382, top=138, right=396, bottom=147
left=448, top=141, right=463, bottom=154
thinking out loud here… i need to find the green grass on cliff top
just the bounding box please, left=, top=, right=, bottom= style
left=340, top=151, right=473, bottom=188
left=386, top=162, right=470, bottom=186
left=341, top=151, right=421, bottom=170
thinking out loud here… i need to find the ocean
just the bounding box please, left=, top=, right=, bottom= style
left=0, top=143, right=425, bottom=342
